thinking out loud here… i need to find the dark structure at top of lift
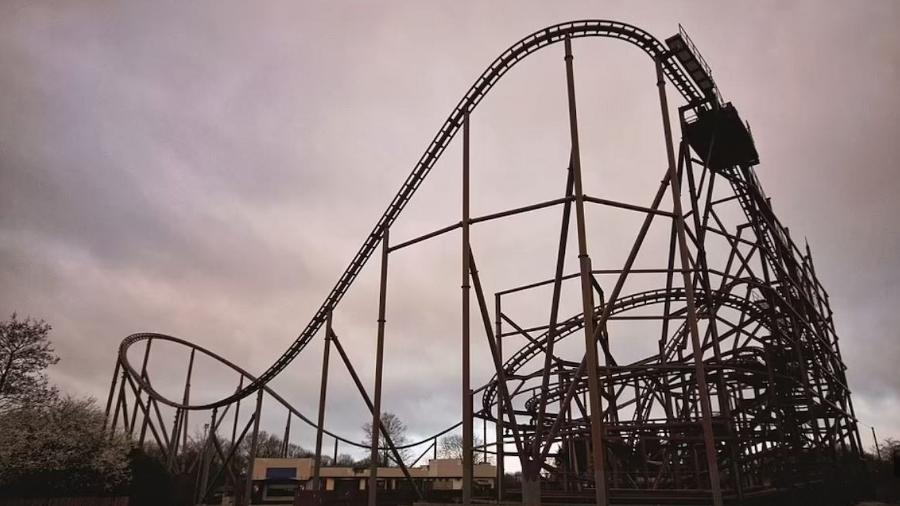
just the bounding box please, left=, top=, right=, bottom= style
left=667, top=26, right=760, bottom=171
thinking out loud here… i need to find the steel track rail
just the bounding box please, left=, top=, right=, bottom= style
left=118, top=20, right=702, bottom=410
left=119, top=333, right=460, bottom=451
left=480, top=286, right=770, bottom=416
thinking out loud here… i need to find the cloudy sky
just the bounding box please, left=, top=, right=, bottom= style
left=2, top=0, right=899, bottom=461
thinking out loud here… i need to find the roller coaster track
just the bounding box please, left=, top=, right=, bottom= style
left=480, top=286, right=771, bottom=418
left=119, top=20, right=706, bottom=411
left=120, top=332, right=461, bottom=451
left=107, top=19, right=865, bottom=505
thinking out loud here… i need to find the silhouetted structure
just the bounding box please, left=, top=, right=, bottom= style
left=105, top=20, right=862, bottom=506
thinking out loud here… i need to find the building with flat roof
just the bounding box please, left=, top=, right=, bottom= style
left=248, top=457, right=496, bottom=504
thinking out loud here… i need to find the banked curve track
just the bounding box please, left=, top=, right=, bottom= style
left=121, top=332, right=461, bottom=451
left=118, top=20, right=704, bottom=411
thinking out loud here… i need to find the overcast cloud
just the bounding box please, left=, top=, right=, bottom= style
left=2, top=1, right=899, bottom=460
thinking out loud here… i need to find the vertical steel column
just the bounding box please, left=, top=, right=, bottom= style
left=282, top=413, right=292, bottom=458
left=110, top=372, right=126, bottom=437
left=197, top=407, right=217, bottom=505
left=181, top=348, right=196, bottom=452
left=138, top=374, right=152, bottom=448
left=167, top=408, right=182, bottom=470
left=683, top=150, right=744, bottom=499
left=313, top=311, right=333, bottom=491
left=244, top=388, right=264, bottom=506
left=462, top=112, right=474, bottom=505
left=494, top=294, right=505, bottom=502
left=333, top=438, right=339, bottom=463
left=231, top=375, right=244, bottom=449
left=872, top=426, right=881, bottom=460
left=122, top=373, right=165, bottom=453
left=483, top=418, right=488, bottom=463
left=368, top=228, right=390, bottom=506
left=119, top=391, right=131, bottom=438
left=103, top=359, right=121, bottom=430
left=563, top=37, right=608, bottom=506
left=129, top=338, right=153, bottom=436
left=655, top=59, right=723, bottom=506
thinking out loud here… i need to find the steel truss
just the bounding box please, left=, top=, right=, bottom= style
left=105, top=20, right=862, bottom=506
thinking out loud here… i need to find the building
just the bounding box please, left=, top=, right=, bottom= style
left=249, top=457, right=496, bottom=504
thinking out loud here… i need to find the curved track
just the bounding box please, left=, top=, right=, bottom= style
left=120, top=333, right=460, bottom=451
left=107, top=19, right=863, bottom=505
left=480, top=284, right=773, bottom=420
left=118, top=20, right=704, bottom=411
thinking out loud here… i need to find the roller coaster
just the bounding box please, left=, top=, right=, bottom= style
left=104, top=20, right=863, bottom=506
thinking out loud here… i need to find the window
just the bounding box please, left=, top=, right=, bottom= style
left=266, top=483, right=297, bottom=497
left=266, top=467, right=297, bottom=479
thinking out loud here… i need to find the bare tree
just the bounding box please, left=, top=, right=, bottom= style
left=0, top=313, right=59, bottom=413
left=335, top=453, right=356, bottom=466
left=362, top=412, right=411, bottom=466
left=241, top=430, right=314, bottom=459
left=439, top=433, right=491, bottom=463
left=873, top=437, right=900, bottom=462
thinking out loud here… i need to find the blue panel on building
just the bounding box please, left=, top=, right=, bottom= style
left=265, top=467, right=297, bottom=479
